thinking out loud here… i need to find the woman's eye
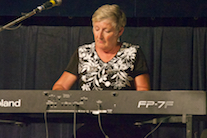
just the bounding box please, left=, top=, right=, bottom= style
left=94, top=27, right=99, bottom=31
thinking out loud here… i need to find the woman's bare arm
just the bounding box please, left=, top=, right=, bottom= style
left=52, top=71, right=77, bottom=90
left=134, top=74, right=150, bottom=91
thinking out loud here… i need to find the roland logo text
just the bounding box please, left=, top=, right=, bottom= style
left=0, top=99, right=21, bottom=107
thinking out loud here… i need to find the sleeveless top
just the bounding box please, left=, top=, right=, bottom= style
left=65, top=42, right=149, bottom=91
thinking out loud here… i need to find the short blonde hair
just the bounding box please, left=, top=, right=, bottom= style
left=92, top=4, right=126, bottom=31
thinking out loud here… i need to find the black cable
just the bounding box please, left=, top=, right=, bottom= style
left=143, top=116, right=171, bottom=138
left=44, top=111, right=49, bottom=138
left=73, top=105, right=77, bottom=138
left=97, top=104, right=109, bottom=138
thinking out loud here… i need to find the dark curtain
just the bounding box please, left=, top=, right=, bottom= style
left=1, top=26, right=206, bottom=90
left=0, top=26, right=206, bottom=138
left=0, top=26, right=94, bottom=90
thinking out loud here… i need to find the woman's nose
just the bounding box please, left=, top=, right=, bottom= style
left=97, top=31, right=103, bottom=39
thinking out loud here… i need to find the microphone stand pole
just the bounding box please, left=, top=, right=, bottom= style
left=0, top=8, right=40, bottom=32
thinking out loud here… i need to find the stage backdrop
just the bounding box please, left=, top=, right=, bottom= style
left=0, top=26, right=206, bottom=90
left=0, top=0, right=207, bottom=17
left=0, top=26, right=206, bottom=138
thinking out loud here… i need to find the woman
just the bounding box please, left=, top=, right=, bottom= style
left=52, top=4, right=150, bottom=91
left=53, top=4, right=151, bottom=138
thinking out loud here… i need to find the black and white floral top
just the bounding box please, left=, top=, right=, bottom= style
left=65, top=42, right=149, bottom=91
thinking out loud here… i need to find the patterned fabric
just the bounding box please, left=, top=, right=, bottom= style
left=76, top=42, right=146, bottom=91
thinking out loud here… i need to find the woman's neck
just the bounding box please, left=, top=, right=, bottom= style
left=95, top=43, right=121, bottom=63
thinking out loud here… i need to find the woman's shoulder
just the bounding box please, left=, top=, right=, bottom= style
left=121, top=42, right=140, bottom=49
left=120, top=42, right=141, bottom=52
left=79, top=42, right=95, bottom=49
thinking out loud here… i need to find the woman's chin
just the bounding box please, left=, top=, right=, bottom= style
left=96, top=42, right=105, bottom=48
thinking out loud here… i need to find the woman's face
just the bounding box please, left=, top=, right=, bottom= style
left=93, top=19, right=123, bottom=52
